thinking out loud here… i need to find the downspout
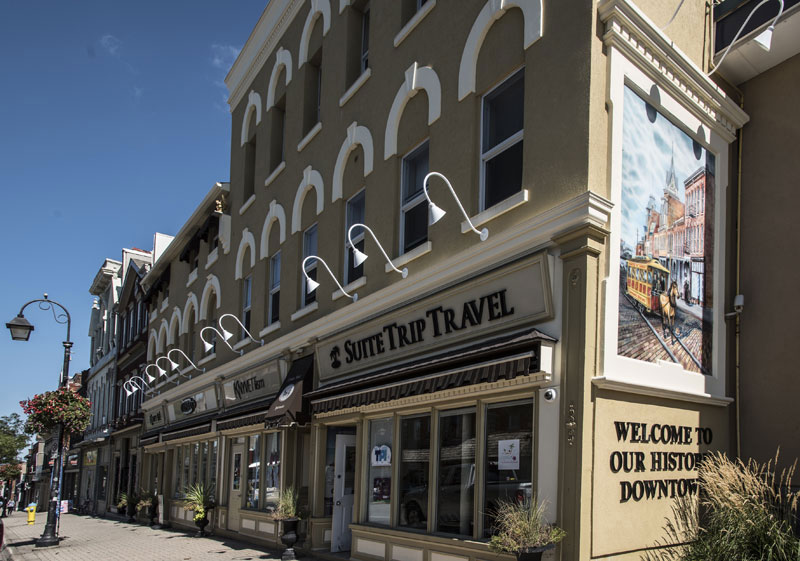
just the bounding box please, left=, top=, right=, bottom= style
left=734, top=97, right=743, bottom=458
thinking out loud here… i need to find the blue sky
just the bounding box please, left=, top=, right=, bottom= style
left=0, top=1, right=266, bottom=420
left=620, top=86, right=715, bottom=249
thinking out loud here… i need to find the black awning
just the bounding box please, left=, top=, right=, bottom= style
left=266, top=355, right=314, bottom=427
left=161, top=423, right=212, bottom=442
left=309, top=328, right=554, bottom=415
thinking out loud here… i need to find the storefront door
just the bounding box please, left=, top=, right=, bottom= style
left=331, top=434, right=356, bottom=552
left=227, top=443, right=244, bottom=530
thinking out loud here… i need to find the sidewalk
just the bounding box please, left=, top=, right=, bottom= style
left=1, top=511, right=306, bottom=561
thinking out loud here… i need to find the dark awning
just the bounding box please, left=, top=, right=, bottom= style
left=265, top=355, right=314, bottom=427
left=309, top=328, right=554, bottom=415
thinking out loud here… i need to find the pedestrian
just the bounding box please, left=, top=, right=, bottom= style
left=8, top=498, right=16, bottom=513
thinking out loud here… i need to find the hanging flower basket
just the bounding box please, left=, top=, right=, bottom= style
left=20, top=388, right=91, bottom=436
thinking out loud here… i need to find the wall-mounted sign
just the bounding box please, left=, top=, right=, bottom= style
left=145, top=408, right=166, bottom=430
left=316, top=254, right=552, bottom=381
left=169, top=387, right=217, bottom=422
left=180, top=397, right=197, bottom=415
left=371, top=445, right=392, bottom=467
left=498, top=439, right=520, bottom=470
left=83, top=449, right=97, bottom=467
left=223, top=361, right=282, bottom=404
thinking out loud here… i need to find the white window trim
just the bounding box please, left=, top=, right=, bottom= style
left=297, top=122, right=322, bottom=153
left=186, top=268, right=198, bottom=288
left=394, top=0, right=436, bottom=47
left=205, top=247, right=219, bottom=269
left=463, top=189, right=529, bottom=233
left=197, top=353, right=216, bottom=367
left=233, top=338, right=251, bottom=352
left=386, top=240, right=431, bottom=272
left=333, top=276, right=366, bottom=301
left=339, top=68, right=371, bottom=107
left=239, top=194, right=257, bottom=216
left=290, top=301, right=318, bottom=322
left=160, top=297, right=169, bottom=313
left=258, top=321, right=281, bottom=338
left=264, top=161, right=286, bottom=187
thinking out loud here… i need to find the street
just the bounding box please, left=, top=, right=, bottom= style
left=1, top=512, right=304, bottom=561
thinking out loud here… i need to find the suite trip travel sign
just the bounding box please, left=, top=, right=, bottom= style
left=317, top=254, right=552, bottom=381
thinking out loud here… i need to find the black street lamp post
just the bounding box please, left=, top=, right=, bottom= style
left=6, top=294, right=72, bottom=548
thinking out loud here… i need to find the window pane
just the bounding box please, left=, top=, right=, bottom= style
left=346, top=192, right=366, bottom=284
left=305, top=267, right=317, bottom=306
left=192, top=442, right=200, bottom=486
left=368, top=418, right=393, bottom=526
left=403, top=201, right=428, bottom=253
left=265, top=433, right=281, bottom=511
left=270, top=252, right=281, bottom=290
left=483, top=70, right=524, bottom=152
left=484, top=401, right=533, bottom=536
left=346, top=190, right=365, bottom=228
left=304, top=225, right=318, bottom=258
left=402, top=142, right=429, bottom=202
left=270, top=292, right=280, bottom=324
left=246, top=434, right=261, bottom=509
left=347, top=238, right=365, bottom=285
left=485, top=140, right=523, bottom=208
left=398, top=415, right=430, bottom=529
left=437, top=409, right=476, bottom=535
left=210, top=441, right=218, bottom=498
left=182, top=444, right=190, bottom=495
left=200, top=442, right=209, bottom=488
left=174, top=446, right=183, bottom=498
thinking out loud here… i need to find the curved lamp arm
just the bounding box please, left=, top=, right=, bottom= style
left=144, top=364, right=162, bottom=383
left=200, top=326, right=242, bottom=355
left=347, top=224, right=408, bottom=278
left=167, top=348, right=205, bottom=374
left=302, top=256, right=358, bottom=301
left=156, top=355, right=179, bottom=377
left=218, top=313, right=263, bottom=346
left=709, top=0, right=783, bottom=74
left=423, top=172, right=488, bottom=241
left=124, top=376, right=151, bottom=397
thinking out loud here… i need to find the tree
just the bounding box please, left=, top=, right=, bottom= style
left=0, top=414, right=29, bottom=482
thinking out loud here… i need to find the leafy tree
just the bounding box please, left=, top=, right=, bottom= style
left=0, top=413, right=28, bottom=485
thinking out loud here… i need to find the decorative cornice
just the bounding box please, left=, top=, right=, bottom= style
left=599, top=0, right=749, bottom=142
left=593, top=376, right=733, bottom=407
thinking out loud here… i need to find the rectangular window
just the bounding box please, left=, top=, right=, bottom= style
left=398, top=414, right=430, bottom=529
left=191, top=442, right=200, bottom=486
left=303, top=225, right=318, bottom=307
left=345, top=190, right=366, bottom=285
left=269, top=252, right=281, bottom=325
left=244, top=137, right=256, bottom=201
left=200, top=442, right=208, bottom=488
left=484, top=400, right=533, bottom=536
left=241, top=274, right=252, bottom=336
left=481, top=69, right=524, bottom=210
left=246, top=434, right=261, bottom=510
left=182, top=444, right=190, bottom=494
left=360, top=4, right=370, bottom=73
left=367, top=418, right=392, bottom=526
left=270, top=98, right=286, bottom=171
left=264, top=432, right=281, bottom=511
left=437, top=408, right=476, bottom=535
left=401, top=141, right=429, bottom=254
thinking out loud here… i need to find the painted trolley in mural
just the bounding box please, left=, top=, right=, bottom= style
left=617, top=87, right=714, bottom=375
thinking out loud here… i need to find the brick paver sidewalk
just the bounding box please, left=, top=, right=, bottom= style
left=1, top=511, right=306, bottom=561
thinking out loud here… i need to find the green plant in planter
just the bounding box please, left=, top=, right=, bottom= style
left=488, top=498, right=565, bottom=559
left=183, top=483, right=216, bottom=532
left=136, top=490, right=155, bottom=514
left=274, top=486, right=299, bottom=520
left=117, top=492, right=129, bottom=512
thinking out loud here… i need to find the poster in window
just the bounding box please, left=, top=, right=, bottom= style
left=372, top=477, right=391, bottom=502
left=371, top=444, right=391, bottom=467
left=498, top=439, right=520, bottom=470
left=618, top=86, right=714, bottom=375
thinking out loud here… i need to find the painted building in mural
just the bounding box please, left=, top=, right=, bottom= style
left=99, top=0, right=800, bottom=560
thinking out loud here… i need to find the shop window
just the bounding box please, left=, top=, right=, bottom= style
left=401, top=141, right=429, bottom=254
left=191, top=442, right=200, bottom=486
left=437, top=408, right=476, bottom=535
left=397, top=414, right=430, bottom=529
left=484, top=400, right=533, bottom=536
left=269, top=251, right=281, bottom=325
left=182, top=444, right=191, bottom=493
left=367, top=418, right=393, bottom=525
left=481, top=69, right=524, bottom=210
left=174, top=447, right=183, bottom=498
left=269, top=95, right=286, bottom=172
left=97, top=466, right=107, bottom=500
left=241, top=274, right=252, bottom=337
left=264, top=433, right=281, bottom=511
left=246, top=434, right=261, bottom=509
left=209, top=441, right=218, bottom=499
left=345, top=190, right=365, bottom=285
left=302, top=225, right=318, bottom=307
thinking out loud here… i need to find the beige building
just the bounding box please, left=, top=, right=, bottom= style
left=130, top=0, right=784, bottom=559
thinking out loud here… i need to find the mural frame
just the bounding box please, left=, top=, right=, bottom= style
left=601, top=48, right=731, bottom=402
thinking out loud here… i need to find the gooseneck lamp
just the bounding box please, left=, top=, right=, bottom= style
left=218, top=313, right=264, bottom=346
left=167, top=348, right=205, bottom=373
left=709, top=0, right=784, bottom=75
left=347, top=224, right=408, bottom=278
left=302, top=256, right=358, bottom=301
left=200, top=325, right=242, bottom=355
left=423, top=172, right=488, bottom=241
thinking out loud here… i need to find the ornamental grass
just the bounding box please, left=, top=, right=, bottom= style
left=643, top=451, right=800, bottom=561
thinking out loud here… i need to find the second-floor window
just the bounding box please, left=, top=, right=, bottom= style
left=270, top=96, right=286, bottom=172
left=269, top=251, right=281, bottom=325
left=481, top=68, right=524, bottom=210
left=241, top=274, right=252, bottom=337
left=303, top=225, right=318, bottom=307
left=401, top=140, right=429, bottom=254
left=345, top=190, right=365, bottom=285
left=360, top=3, right=370, bottom=73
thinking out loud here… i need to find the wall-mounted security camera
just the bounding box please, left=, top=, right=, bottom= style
left=543, top=388, right=558, bottom=403
left=734, top=294, right=744, bottom=313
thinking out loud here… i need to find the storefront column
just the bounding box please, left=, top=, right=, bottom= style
left=554, top=224, right=607, bottom=561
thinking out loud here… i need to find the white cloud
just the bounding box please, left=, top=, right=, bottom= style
left=210, top=44, right=240, bottom=71
left=100, top=34, right=122, bottom=56
left=133, top=86, right=143, bottom=99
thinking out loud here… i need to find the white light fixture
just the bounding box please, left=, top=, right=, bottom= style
left=347, top=224, right=408, bottom=278
left=218, top=313, right=263, bottom=346
left=123, top=376, right=150, bottom=397
left=709, top=0, right=783, bottom=74
left=144, top=364, right=161, bottom=383
left=301, top=256, right=357, bottom=301
left=167, top=348, right=205, bottom=374
left=200, top=326, right=242, bottom=355
left=423, top=171, right=489, bottom=241
left=156, top=355, right=179, bottom=374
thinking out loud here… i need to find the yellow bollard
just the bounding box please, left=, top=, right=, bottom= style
left=26, top=506, right=36, bottom=525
